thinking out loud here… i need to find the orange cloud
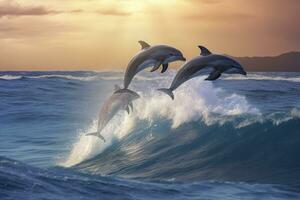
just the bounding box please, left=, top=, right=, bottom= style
left=184, top=12, right=252, bottom=22
left=0, top=0, right=59, bottom=17
left=96, top=8, right=131, bottom=16
left=188, top=0, right=221, bottom=4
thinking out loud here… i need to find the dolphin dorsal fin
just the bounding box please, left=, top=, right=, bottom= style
left=114, top=85, right=121, bottom=91
left=138, top=41, right=150, bottom=50
left=198, top=46, right=212, bottom=56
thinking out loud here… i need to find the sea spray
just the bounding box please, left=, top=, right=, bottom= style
left=131, top=78, right=259, bottom=128
left=61, top=113, right=137, bottom=167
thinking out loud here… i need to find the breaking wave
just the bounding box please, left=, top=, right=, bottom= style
left=29, top=74, right=97, bottom=81
left=61, top=79, right=258, bottom=166
left=0, top=74, right=97, bottom=81
left=0, top=75, right=23, bottom=80
left=60, top=78, right=300, bottom=186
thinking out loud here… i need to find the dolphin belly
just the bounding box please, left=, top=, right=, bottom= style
left=189, top=66, right=214, bottom=79
left=170, top=66, right=214, bottom=90
left=124, top=59, right=155, bottom=88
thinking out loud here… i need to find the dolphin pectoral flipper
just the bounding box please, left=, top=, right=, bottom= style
left=150, top=61, right=162, bottom=72
left=161, top=64, right=168, bottom=73
left=125, top=106, right=130, bottom=114
left=205, top=69, right=222, bottom=81
left=198, top=46, right=212, bottom=56
left=129, top=102, right=133, bottom=112
left=138, top=41, right=150, bottom=50
left=86, top=132, right=106, bottom=142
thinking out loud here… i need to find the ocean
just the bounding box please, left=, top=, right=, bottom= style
left=0, top=71, right=299, bottom=200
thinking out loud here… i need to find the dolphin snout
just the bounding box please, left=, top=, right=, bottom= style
left=132, top=91, right=140, bottom=99
left=180, top=56, right=187, bottom=61
left=135, top=93, right=140, bottom=99
left=242, top=70, right=247, bottom=76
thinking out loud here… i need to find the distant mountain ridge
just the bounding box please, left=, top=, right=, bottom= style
left=233, top=52, right=300, bottom=72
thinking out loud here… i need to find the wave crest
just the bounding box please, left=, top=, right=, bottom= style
left=130, top=79, right=259, bottom=129
left=0, top=75, right=23, bottom=80
left=29, top=74, right=97, bottom=81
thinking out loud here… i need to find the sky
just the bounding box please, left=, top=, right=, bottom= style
left=0, top=0, right=299, bottom=70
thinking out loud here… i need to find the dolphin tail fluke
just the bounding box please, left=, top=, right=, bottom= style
left=86, top=132, right=106, bottom=142
left=158, top=88, right=174, bottom=100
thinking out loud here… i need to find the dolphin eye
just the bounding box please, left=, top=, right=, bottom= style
left=169, top=53, right=174, bottom=56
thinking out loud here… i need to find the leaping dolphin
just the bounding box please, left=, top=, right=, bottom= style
left=86, top=85, right=140, bottom=142
left=158, top=46, right=247, bottom=100
left=123, top=41, right=186, bottom=89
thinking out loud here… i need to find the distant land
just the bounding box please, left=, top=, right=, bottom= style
left=233, top=52, right=300, bottom=72
left=0, top=52, right=300, bottom=72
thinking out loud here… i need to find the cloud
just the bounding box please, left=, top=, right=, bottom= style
left=0, top=0, right=59, bottom=18
left=185, top=0, right=221, bottom=4
left=96, top=8, right=131, bottom=16
left=201, top=0, right=221, bottom=3
left=184, top=12, right=252, bottom=22
left=69, top=9, right=84, bottom=13
left=0, top=26, right=16, bottom=31
left=0, top=17, right=76, bottom=40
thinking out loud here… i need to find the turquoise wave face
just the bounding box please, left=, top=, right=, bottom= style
left=0, top=71, right=300, bottom=199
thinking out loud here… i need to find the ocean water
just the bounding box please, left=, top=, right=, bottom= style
left=0, top=71, right=300, bottom=200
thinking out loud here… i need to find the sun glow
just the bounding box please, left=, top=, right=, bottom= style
left=123, top=1, right=144, bottom=12
left=117, top=0, right=178, bottom=13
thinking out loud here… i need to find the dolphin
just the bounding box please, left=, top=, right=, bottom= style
left=158, top=46, right=247, bottom=100
left=123, top=41, right=186, bottom=89
left=86, top=85, right=140, bottom=142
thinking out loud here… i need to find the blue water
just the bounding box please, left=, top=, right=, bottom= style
left=0, top=71, right=300, bottom=199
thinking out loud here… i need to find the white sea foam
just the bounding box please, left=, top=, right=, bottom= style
left=99, top=76, right=123, bottom=80
left=131, top=79, right=259, bottom=128
left=0, top=75, right=23, bottom=80
left=29, top=74, right=97, bottom=81
left=291, top=108, right=300, bottom=118
left=223, top=74, right=300, bottom=82
left=0, top=74, right=98, bottom=81
left=269, top=108, right=300, bottom=125
left=60, top=112, right=136, bottom=167
left=235, top=108, right=300, bottom=128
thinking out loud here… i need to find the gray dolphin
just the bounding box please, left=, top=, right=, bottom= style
left=158, top=46, right=247, bottom=100
left=86, top=85, right=140, bottom=142
left=123, top=41, right=186, bottom=89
